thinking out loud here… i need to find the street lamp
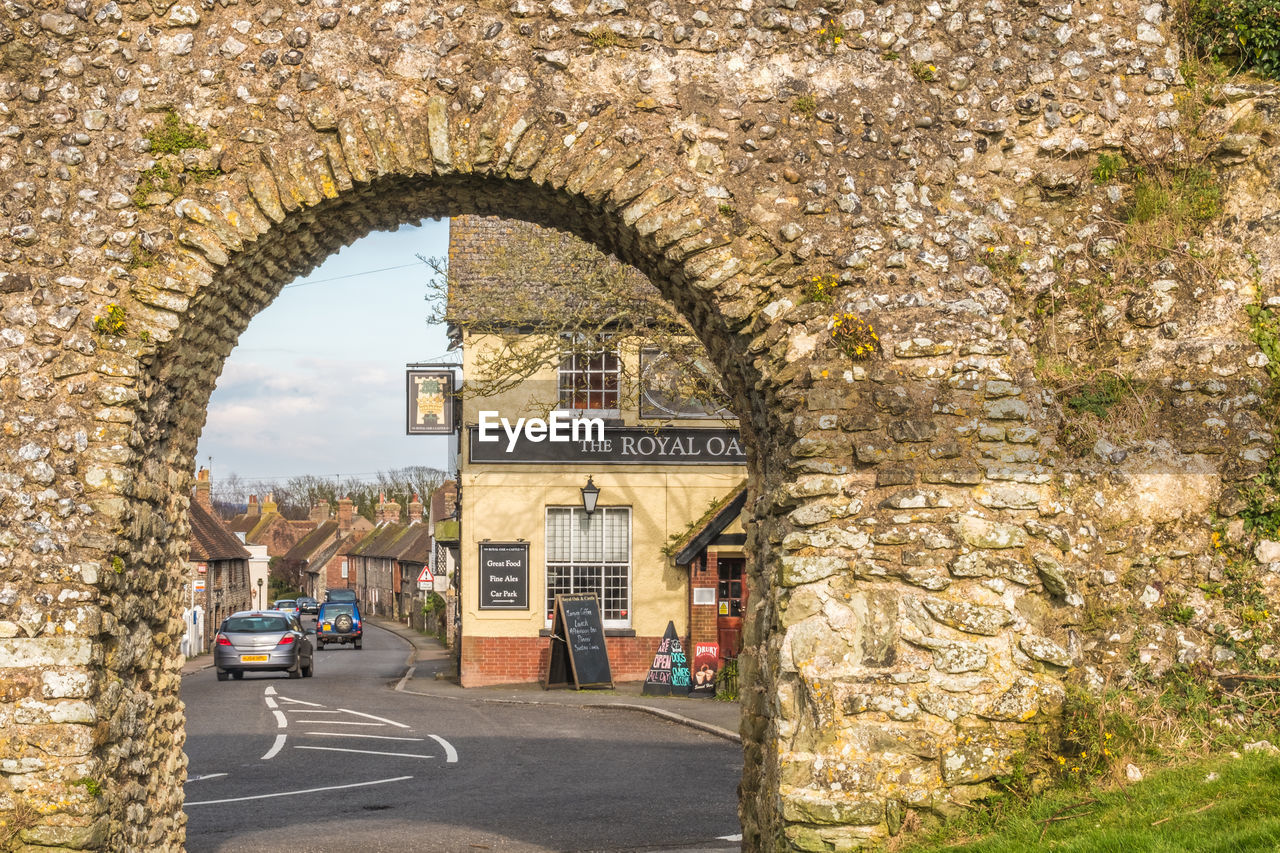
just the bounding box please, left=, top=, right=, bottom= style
left=257, top=577, right=264, bottom=610
left=580, top=476, right=600, bottom=516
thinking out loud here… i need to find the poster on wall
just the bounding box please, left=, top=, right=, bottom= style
left=478, top=542, right=528, bottom=610
left=690, top=641, right=719, bottom=698
left=406, top=370, right=454, bottom=435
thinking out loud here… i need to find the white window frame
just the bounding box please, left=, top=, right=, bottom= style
left=556, top=343, right=621, bottom=417
left=544, top=506, right=632, bottom=629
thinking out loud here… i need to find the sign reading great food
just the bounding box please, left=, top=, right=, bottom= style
left=478, top=542, right=528, bottom=610
left=469, top=423, right=746, bottom=465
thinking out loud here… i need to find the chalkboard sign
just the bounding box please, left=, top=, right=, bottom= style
left=641, top=621, right=691, bottom=697
left=545, top=593, right=613, bottom=690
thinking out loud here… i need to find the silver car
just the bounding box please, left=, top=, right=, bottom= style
left=213, top=610, right=315, bottom=681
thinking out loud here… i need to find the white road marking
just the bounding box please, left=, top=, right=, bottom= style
left=428, top=734, right=458, bottom=764
left=185, top=775, right=413, bottom=806
left=185, top=773, right=228, bottom=783
left=264, top=697, right=277, bottom=709
left=264, top=686, right=276, bottom=696
left=261, top=734, right=287, bottom=761
left=337, top=708, right=411, bottom=729
left=296, top=746, right=436, bottom=760
left=272, top=710, right=288, bottom=728
left=718, top=834, right=743, bottom=842
left=305, top=732, right=425, bottom=742
left=287, top=709, right=340, bottom=713
left=276, top=696, right=324, bottom=707
left=291, top=720, right=384, bottom=726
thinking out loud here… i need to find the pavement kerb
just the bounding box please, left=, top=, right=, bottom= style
left=367, top=618, right=742, bottom=745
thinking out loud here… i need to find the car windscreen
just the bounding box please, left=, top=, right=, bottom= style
left=274, top=601, right=296, bottom=608
left=321, top=604, right=355, bottom=617
left=224, top=616, right=291, bottom=633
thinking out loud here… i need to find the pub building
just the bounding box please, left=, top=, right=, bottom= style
left=447, top=215, right=750, bottom=687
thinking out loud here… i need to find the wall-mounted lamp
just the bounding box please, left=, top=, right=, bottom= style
left=581, top=476, right=601, bottom=516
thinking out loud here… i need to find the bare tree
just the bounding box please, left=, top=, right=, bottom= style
left=428, top=217, right=731, bottom=419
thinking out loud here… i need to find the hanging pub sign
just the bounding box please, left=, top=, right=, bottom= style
left=478, top=542, right=528, bottom=610
left=641, top=621, right=691, bottom=697
left=406, top=369, right=454, bottom=435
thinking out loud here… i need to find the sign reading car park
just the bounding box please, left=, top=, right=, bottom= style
left=478, top=542, right=528, bottom=610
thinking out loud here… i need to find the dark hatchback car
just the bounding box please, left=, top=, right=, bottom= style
left=214, top=611, right=315, bottom=680
left=316, top=601, right=362, bottom=650
left=325, top=588, right=358, bottom=604
left=296, top=596, right=319, bottom=615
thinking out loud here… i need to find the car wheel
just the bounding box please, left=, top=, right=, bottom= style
left=216, top=669, right=229, bottom=682
left=288, top=656, right=302, bottom=679
left=302, top=659, right=313, bottom=678
left=231, top=670, right=244, bottom=680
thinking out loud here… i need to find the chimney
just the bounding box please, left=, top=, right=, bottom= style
left=247, top=495, right=260, bottom=517
left=377, top=496, right=401, bottom=525
left=194, top=467, right=213, bottom=511
left=262, top=492, right=278, bottom=515
left=336, top=496, right=354, bottom=532
left=408, top=494, right=424, bottom=524
left=310, top=499, right=330, bottom=523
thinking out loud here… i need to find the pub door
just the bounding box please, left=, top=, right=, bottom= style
left=716, top=557, right=747, bottom=661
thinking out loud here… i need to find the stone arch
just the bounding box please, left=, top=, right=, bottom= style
left=2, top=0, right=1273, bottom=850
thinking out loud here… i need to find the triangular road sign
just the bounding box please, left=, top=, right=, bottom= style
left=417, top=565, right=434, bottom=584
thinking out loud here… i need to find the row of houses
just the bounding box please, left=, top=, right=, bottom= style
left=183, top=469, right=459, bottom=655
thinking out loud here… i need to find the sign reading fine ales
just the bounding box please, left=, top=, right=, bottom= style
left=478, top=542, right=528, bottom=610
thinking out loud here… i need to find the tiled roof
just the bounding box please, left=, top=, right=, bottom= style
left=671, top=482, right=748, bottom=567
left=388, top=524, right=433, bottom=563
left=344, top=522, right=432, bottom=560
left=189, top=501, right=251, bottom=562
left=283, top=520, right=338, bottom=562
left=446, top=215, right=661, bottom=328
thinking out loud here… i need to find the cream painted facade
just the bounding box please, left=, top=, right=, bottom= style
left=456, top=332, right=746, bottom=686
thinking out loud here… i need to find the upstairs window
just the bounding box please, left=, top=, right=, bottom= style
left=557, top=345, right=620, bottom=413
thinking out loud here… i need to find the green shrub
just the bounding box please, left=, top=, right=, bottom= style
left=1183, top=0, right=1280, bottom=78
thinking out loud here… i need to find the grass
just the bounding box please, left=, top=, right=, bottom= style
left=896, top=751, right=1280, bottom=852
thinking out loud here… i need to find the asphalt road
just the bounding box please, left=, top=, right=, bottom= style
left=181, top=621, right=743, bottom=852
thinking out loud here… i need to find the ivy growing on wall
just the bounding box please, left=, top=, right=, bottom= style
left=1182, top=0, right=1280, bottom=79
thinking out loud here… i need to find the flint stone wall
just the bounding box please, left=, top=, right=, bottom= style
left=0, top=0, right=1277, bottom=850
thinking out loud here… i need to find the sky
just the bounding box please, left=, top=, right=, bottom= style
left=194, top=219, right=456, bottom=486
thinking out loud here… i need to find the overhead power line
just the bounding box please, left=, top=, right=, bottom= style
left=279, top=261, right=419, bottom=290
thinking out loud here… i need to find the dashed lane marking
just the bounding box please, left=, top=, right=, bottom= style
left=264, top=686, right=277, bottom=696
left=295, top=745, right=437, bottom=760
left=264, top=697, right=278, bottom=709
left=277, top=696, right=323, bottom=707
left=261, top=734, right=287, bottom=761
left=428, top=734, right=458, bottom=764
left=185, top=776, right=414, bottom=806
left=291, top=720, right=384, bottom=726
left=185, top=773, right=228, bottom=783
